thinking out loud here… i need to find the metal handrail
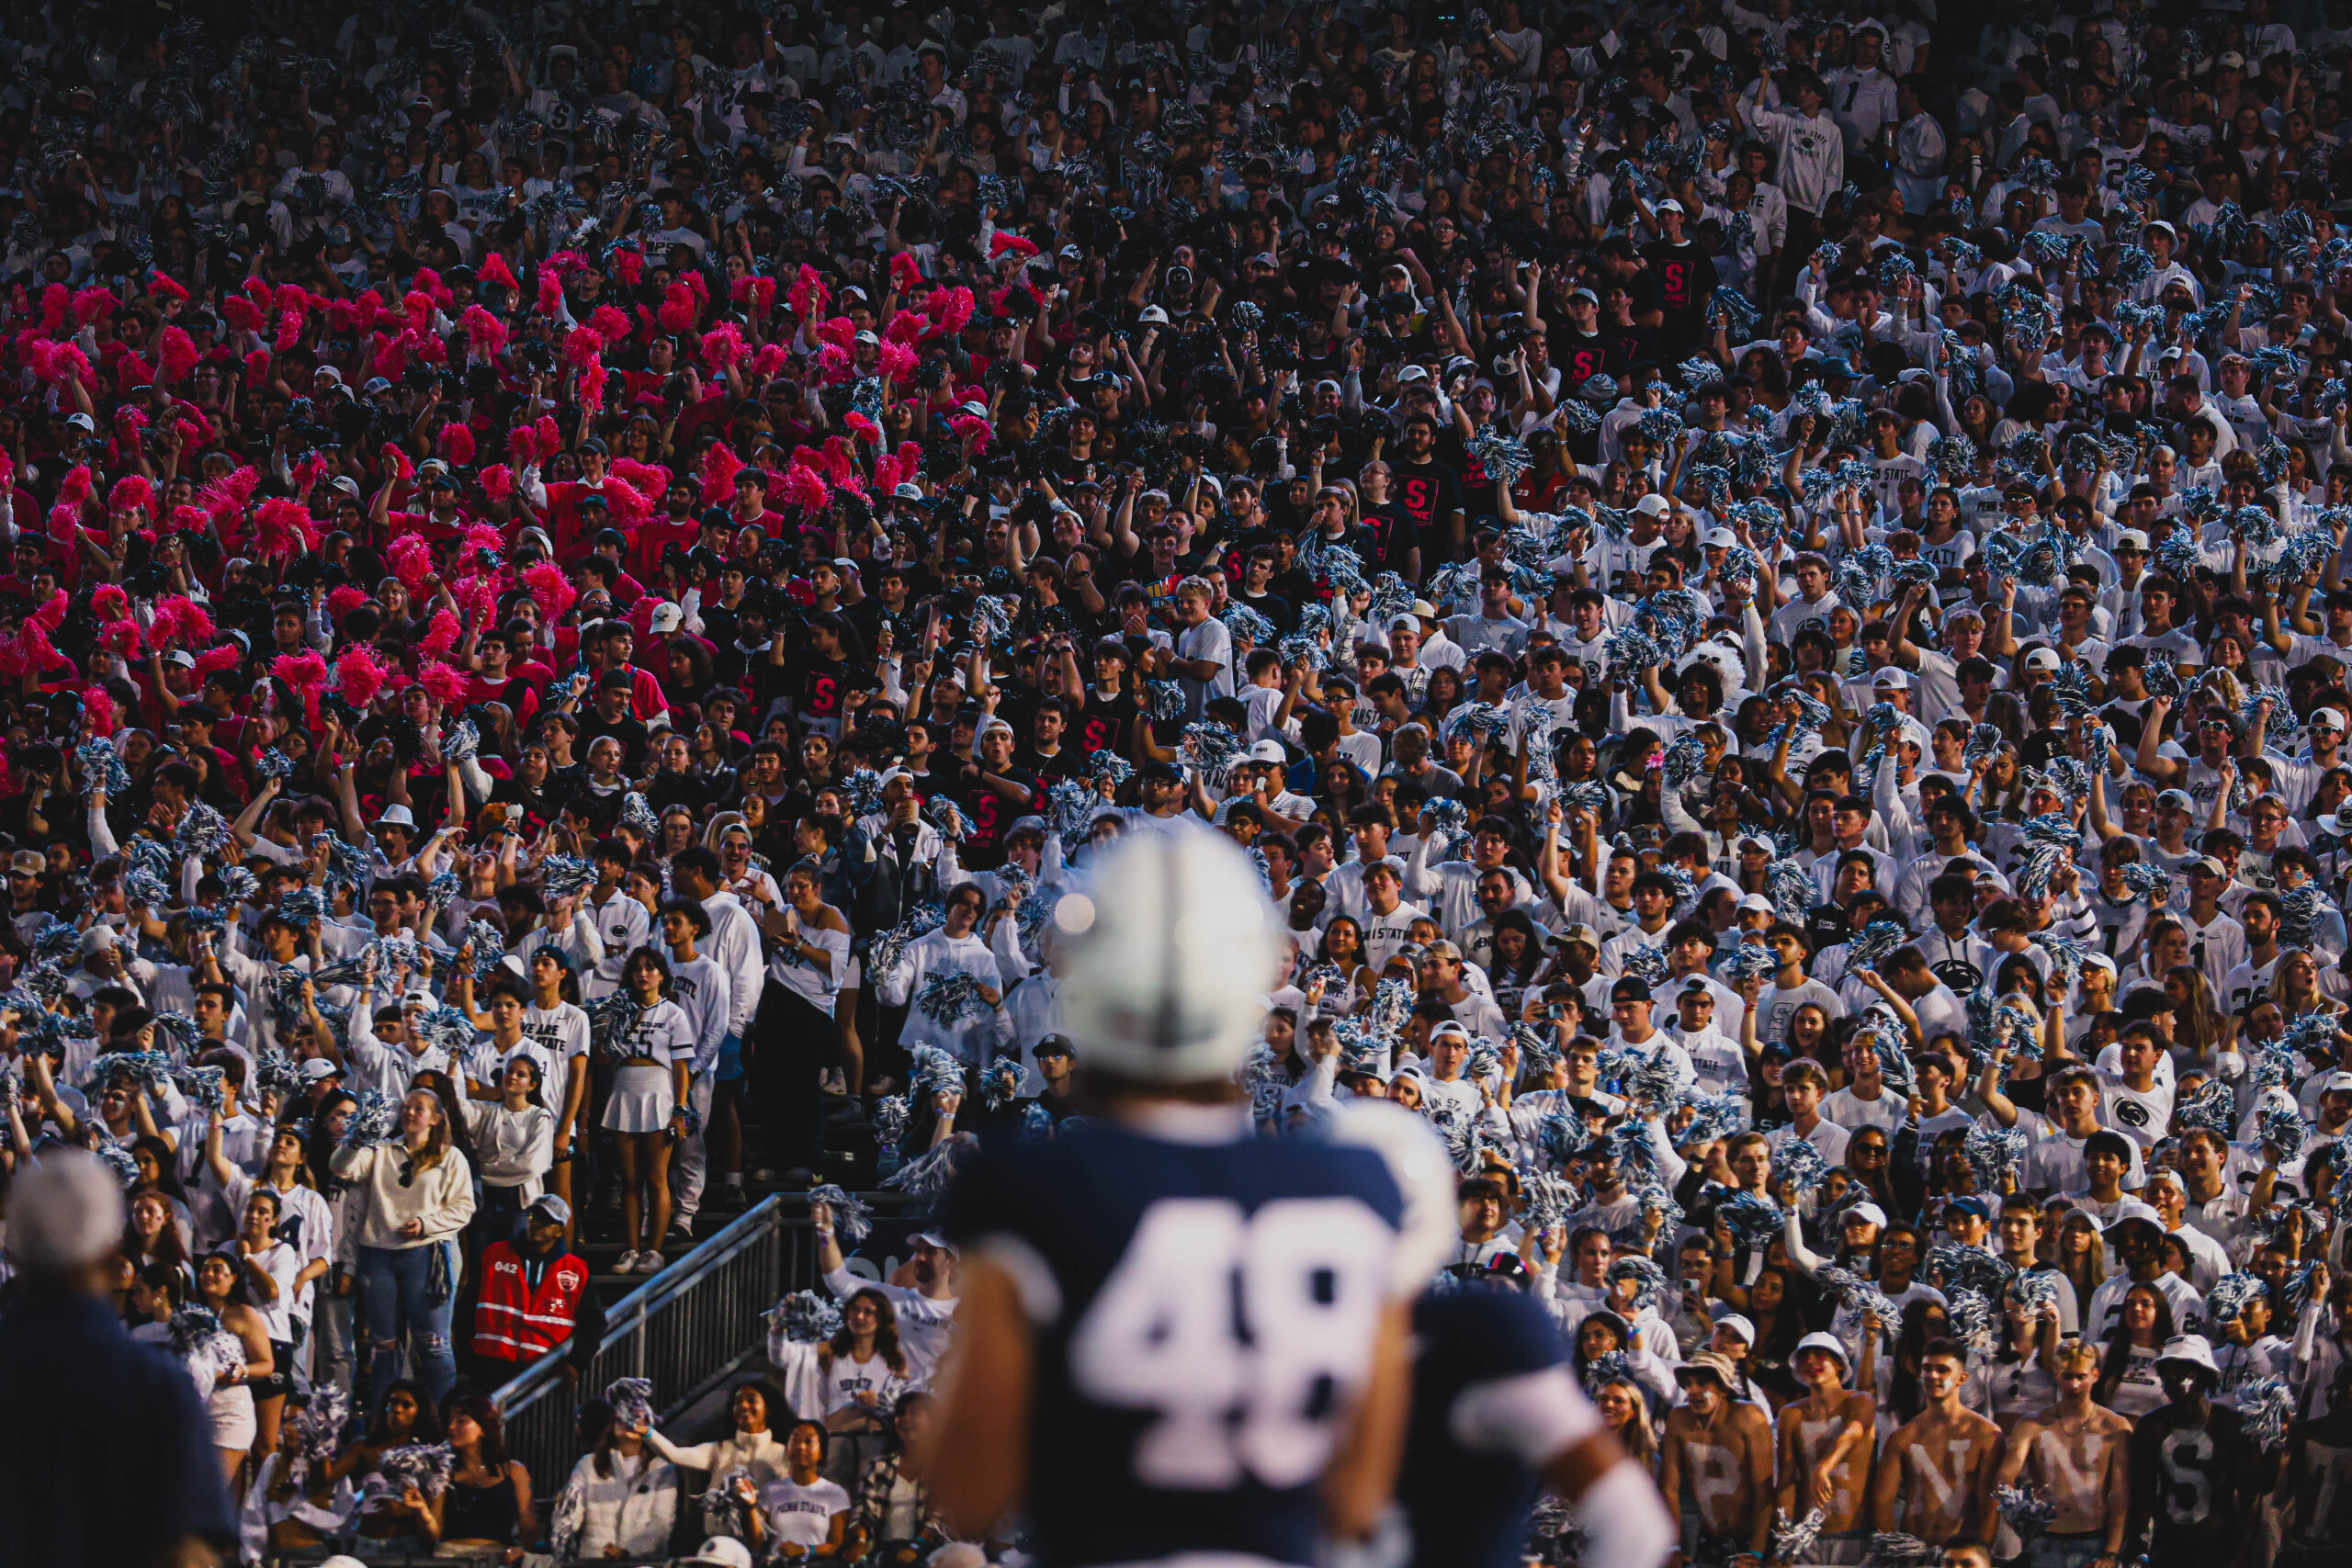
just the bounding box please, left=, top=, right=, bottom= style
left=492, top=1195, right=822, bottom=1490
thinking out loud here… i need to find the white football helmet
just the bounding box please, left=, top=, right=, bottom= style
left=1054, top=829, right=1279, bottom=1084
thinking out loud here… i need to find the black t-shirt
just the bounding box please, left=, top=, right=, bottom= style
left=1074, top=688, right=1143, bottom=761
left=577, top=708, right=651, bottom=773
left=1386, top=457, right=1467, bottom=562
left=1549, top=327, right=1610, bottom=391
left=1600, top=318, right=1661, bottom=378
left=1640, top=239, right=1711, bottom=343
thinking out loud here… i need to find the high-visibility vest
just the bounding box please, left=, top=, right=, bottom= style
left=470, top=1241, right=590, bottom=1363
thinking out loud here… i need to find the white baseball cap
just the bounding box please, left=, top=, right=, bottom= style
left=2115, top=528, right=2151, bottom=551
left=649, top=603, right=684, bottom=634
left=2157, top=1333, right=2220, bottom=1375
left=1842, top=1201, right=1890, bottom=1228
left=2022, top=649, right=2061, bottom=672
left=1635, top=494, right=1671, bottom=517
left=680, top=1540, right=757, bottom=1568
left=1246, top=739, right=1288, bottom=763
left=1871, top=667, right=1911, bottom=689
left=1712, top=1311, right=1756, bottom=1344
left=1702, top=527, right=1738, bottom=548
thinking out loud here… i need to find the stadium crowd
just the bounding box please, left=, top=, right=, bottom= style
left=7, top=0, right=2352, bottom=1561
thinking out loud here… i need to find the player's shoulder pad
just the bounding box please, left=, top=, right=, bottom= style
left=1313, top=1098, right=1458, bottom=1296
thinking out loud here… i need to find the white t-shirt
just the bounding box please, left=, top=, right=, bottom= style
left=758, top=1475, right=850, bottom=1550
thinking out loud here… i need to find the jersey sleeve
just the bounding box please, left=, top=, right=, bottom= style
left=936, top=1144, right=1066, bottom=1325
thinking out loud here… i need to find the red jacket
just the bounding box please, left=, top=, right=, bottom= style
left=471, top=1238, right=593, bottom=1364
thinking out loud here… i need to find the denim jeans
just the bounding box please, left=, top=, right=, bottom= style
left=355, top=1239, right=458, bottom=1410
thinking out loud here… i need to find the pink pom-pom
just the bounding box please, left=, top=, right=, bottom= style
left=252, top=498, right=320, bottom=560
left=418, top=608, right=461, bottom=658
left=438, top=423, right=477, bottom=467
left=326, top=585, right=370, bottom=621
left=588, top=305, right=633, bottom=345
left=386, top=534, right=434, bottom=591
left=700, top=322, right=747, bottom=373
left=107, top=475, right=154, bottom=515
left=335, top=643, right=390, bottom=709
left=523, top=559, right=578, bottom=618
left=84, top=686, right=119, bottom=736
left=461, top=304, right=509, bottom=355
left=844, top=412, right=882, bottom=444
left=877, top=341, right=918, bottom=383
left=481, top=464, right=514, bottom=502
left=601, top=475, right=651, bottom=526
left=579, top=355, right=606, bottom=412
left=700, top=444, right=747, bottom=509
left=156, top=325, right=198, bottom=384
left=31, top=588, right=68, bottom=633
left=778, top=462, right=829, bottom=513
left=91, top=584, right=130, bottom=622
left=537, top=270, right=565, bottom=319
left=417, top=659, right=465, bottom=709
left=610, top=248, right=644, bottom=286
left=659, top=282, right=697, bottom=334
left=752, top=344, right=788, bottom=378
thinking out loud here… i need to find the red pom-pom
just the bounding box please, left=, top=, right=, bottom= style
left=417, top=659, right=465, bottom=708
left=752, top=344, right=788, bottom=378
left=786, top=265, right=829, bottom=319
left=419, top=608, right=461, bottom=658
left=149, top=270, right=190, bottom=303
left=890, top=252, right=924, bottom=292
left=84, top=686, right=119, bottom=736
left=107, top=476, right=154, bottom=515
left=334, top=642, right=390, bottom=709
left=659, top=282, right=698, bottom=335
left=326, top=585, right=370, bottom=621
left=700, top=444, right=747, bottom=509
left=271, top=649, right=328, bottom=691
left=601, top=475, right=652, bottom=526
left=523, top=559, right=578, bottom=618
left=563, top=325, right=605, bottom=367
left=611, top=458, right=673, bottom=497
left=438, top=423, right=477, bottom=467
left=878, top=341, right=918, bottom=383
left=813, top=316, right=855, bottom=352
left=30, top=588, right=67, bottom=633
left=700, top=322, right=747, bottom=373
left=222, top=296, right=263, bottom=334
left=481, top=464, right=514, bottom=502
left=578, top=355, right=607, bottom=412
left=252, top=497, right=321, bottom=560
left=156, top=324, right=198, bottom=384
left=588, top=304, right=632, bottom=345
left=478, top=253, right=520, bottom=294
left=372, top=333, right=407, bottom=382
left=922, top=286, right=975, bottom=333
left=611, top=248, right=644, bottom=286
left=386, top=534, right=433, bottom=591
left=91, top=584, right=130, bottom=622
left=537, top=269, right=565, bottom=319
left=844, top=412, right=882, bottom=444
left=192, top=644, right=243, bottom=678
left=460, top=304, right=508, bottom=355
left=534, top=416, right=561, bottom=460
left=779, top=461, right=829, bottom=513
left=73, top=286, right=119, bottom=325
left=243, top=348, right=273, bottom=388
left=99, top=620, right=143, bottom=660
left=989, top=232, right=1040, bottom=261
left=153, top=593, right=217, bottom=649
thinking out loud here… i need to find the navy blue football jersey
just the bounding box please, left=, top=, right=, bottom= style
left=1402, top=1286, right=1599, bottom=1568
left=937, top=1117, right=1410, bottom=1568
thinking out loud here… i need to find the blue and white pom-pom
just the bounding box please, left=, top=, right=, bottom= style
left=538, top=854, right=597, bottom=901
left=978, top=1054, right=1023, bottom=1111
left=377, top=1442, right=456, bottom=1500
left=1770, top=1506, right=1828, bottom=1565
left=78, top=739, right=131, bottom=798
left=1605, top=1255, right=1667, bottom=1312
left=765, top=1289, right=843, bottom=1344
left=338, top=1089, right=401, bottom=1149
left=173, top=802, right=232, bottom=863
left=805, top=1183, right=874, bottom=1243
left=926, top=795, right=972, bottom=842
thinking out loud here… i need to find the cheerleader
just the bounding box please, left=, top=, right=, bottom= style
left=600, top=947, right=696, bottom=1276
